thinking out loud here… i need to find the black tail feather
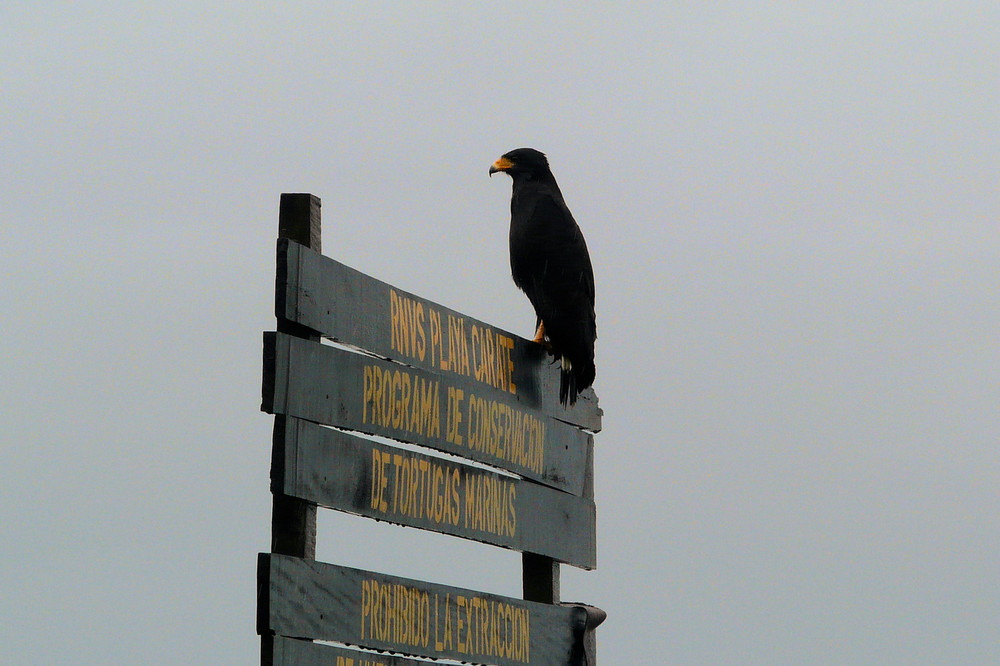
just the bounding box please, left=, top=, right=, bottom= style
left=558, top=354, right=595, bottom=407
left=560, top=362, right=577, bottom=406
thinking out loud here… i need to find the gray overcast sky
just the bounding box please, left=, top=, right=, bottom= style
left=3, top=3, right=998, bottom=664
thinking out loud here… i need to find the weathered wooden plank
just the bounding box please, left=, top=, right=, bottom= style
left=258, top=554, right=589, bottom=666
left=274, top=417, right=596, bottom=569
left=262, top=332, right=593, bottom=496
left=275, top=238, right=602, bottom=433
left=270, top=637, right=434, bottom=666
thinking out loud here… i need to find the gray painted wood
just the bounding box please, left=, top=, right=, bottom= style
left=274, top=417, right=596, bottom=568
left=258, top=554, right=589, bottom=666
left=262, top=332, right=594, bottom=496
left=275, top=238, right=601, bottom=433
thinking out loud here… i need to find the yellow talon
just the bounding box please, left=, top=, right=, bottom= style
left=532, top=321, right=546, bottom=344
left=532, top=321, right=553, bottom=350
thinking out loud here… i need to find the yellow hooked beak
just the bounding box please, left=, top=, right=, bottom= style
left=489, top=156, right=514, bottom=176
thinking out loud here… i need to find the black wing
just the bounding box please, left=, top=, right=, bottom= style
left=509, top=190, right=596, bottom=401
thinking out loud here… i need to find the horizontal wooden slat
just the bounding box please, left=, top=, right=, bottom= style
left=275, top=238, right=601, bottom=432
left=269, top=637, right=435, bottom=666
left=258, top=554, right=588, bottom=666
left=274, top=417, right=596, bottom=568
left=262, top=332, right=593, bottom=496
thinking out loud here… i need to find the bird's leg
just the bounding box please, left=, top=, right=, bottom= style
left=532, top=320, right=549, bottom=346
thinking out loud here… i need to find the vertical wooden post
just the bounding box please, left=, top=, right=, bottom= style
left=522, top=552, right=560, bottom=604
left=523, top=435, right=593, bottom=604
left=581, top=436, right=599, bottom=665
left=278, top=193, right=322, bottom=254
left=271, top=193, right=321, bottom=559
left=263, top=194, right=321, bottom=666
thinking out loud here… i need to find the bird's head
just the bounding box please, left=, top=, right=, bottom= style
left=489, top=148, right=552, bottom=180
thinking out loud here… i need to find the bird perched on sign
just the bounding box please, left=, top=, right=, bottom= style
left=490, top=148, right=596, bottom=406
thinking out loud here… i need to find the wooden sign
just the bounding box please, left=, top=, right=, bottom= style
left=262, top=332, right=594, bottom=496
left=259, top=194, right=604, bottom=666
left=258, top=553, right=590, bottom=666
left=273, top=417, right=596, bottom=568
left=274, top=238, right=602, bottom=433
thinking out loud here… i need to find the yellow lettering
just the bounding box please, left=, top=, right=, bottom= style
left=450, top=468, right=460, bottom=525
left=389, top=290, right=400, bottom=354
left=362, top=364, right=441, bottom=440
left=446, top=386, right=464, bottom=445
left=503, top=334, right=516, bottom=394
left=507, top=483, right=516, bottom=536
left=415, top=302, right=426, bottom=361
left=361, top=579, right=370, bottom=639
left=371, top=449, right=389, bottom=512
left=389, top=289, right=428, bottom=363
left=464, top=394, right=545, bottom=475
left=456, top=595, right=466, bottom=653
left=392, top=453, right=403, bottom=513
left=359, top=578, right=430, bottom=650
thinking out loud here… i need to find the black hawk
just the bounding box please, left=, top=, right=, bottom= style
left=490, top=148, right=596, bottom=405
